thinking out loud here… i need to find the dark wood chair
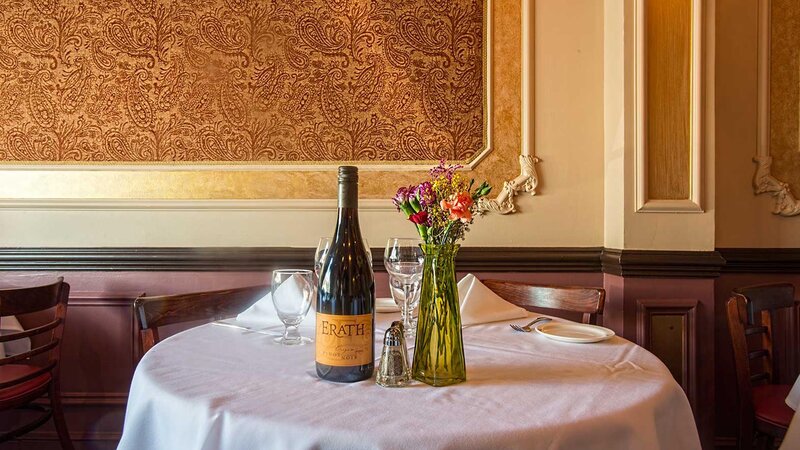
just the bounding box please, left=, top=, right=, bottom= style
left=134, top=284, right=270, bottom=354
left=482, top=279, right=605, bottom=324
left=727, top=283, right=797, bottom=450
left=0, top=277, right=73, bottom=449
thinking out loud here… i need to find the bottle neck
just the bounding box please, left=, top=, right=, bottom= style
left=338, top=180, right=358, bottom=209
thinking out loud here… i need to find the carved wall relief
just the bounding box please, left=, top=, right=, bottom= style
left=755, top=0, right=800, bottom=216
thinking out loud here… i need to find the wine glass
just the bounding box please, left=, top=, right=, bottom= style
left=271, top=269, right=314, bottom=345
left=314, top=237, right=332, bottom=279
left=384, top=238, right=424, bottom=338
left=315, top=237, right=372, bottom=278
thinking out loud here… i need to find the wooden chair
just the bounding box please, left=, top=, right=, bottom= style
left=134, top=284, right=269, bottom=354
left=0, top=277, right=73, bottom=449
left=727, top=283, right=797, bottom=450
left=482, top=279, right=605, bottom=324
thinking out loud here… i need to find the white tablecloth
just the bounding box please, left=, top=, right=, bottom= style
left=0, top=315, right=30, bottom=358
left=782, top=376, right=800, bottom=449
left=118, top=314, right=700, bottom=450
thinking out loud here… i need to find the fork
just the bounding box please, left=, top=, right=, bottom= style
left=510, top=317, right=551, bottom=332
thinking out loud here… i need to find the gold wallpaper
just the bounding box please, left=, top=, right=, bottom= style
left=770, top=0, right=800, bottom=191
left=0, top=0, right=485, bottom=164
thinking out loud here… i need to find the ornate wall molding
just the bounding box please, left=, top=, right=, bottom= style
left=633, top=0, right=703, bottom=213
left=476, top=0, right=539, bottom=214
left=755, top=0, right=800, bottom=216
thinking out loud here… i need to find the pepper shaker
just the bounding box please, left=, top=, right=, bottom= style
left=376, top=322, right=411, bottom=387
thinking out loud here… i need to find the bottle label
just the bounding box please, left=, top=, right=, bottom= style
left=315, top=312, right=373, bottom=366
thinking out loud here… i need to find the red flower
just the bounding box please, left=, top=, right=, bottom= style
left=409, top=211, right=429, bottom=225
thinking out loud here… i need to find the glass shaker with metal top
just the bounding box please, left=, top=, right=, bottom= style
left=376, top=321, right=411, bottom=387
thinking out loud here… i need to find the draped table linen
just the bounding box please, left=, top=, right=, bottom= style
left=118, top=314, right=700, bottom=450
left=781, top=376, right=800, bottom=449
left=0, top=315, right=30, bottom=358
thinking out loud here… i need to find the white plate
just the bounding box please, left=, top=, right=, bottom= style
left=375, top=297, right=400, bottom=313
left=535, top=322, right=615, bottom=343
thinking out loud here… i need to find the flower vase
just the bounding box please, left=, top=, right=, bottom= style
left=412, top=244, right=466, bottom=386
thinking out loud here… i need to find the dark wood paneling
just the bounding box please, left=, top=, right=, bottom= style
left=719, top=248, right=800, bottom=273
left=6, top=246, right=800, bottom=276
left=636, top=299, right=698, bottom=409
left=603, top=249, right=725, bottom=278
left=0, top=247, right=605, bottom=273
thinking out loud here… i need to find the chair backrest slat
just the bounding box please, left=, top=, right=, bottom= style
left=0, top=339, right=59, bottom=366
left=0, top=279, right=65, bottom=316
left=736, top=283, right=795, bottom=323
left=482, top=280, right=605, bottom=324
left=134, top=284, right=269, bottom=354
left=0, top=318, right=62, bottom=343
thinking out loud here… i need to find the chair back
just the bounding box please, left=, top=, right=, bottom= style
left=134, top=284, right=269, bottom=354
left=0, top=277, right=70, bottom=390
left=726, top=283, right=797, bottom=449
left=482, top=279, right=605, bottom=324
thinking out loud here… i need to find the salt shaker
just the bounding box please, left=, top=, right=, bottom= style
left=376, top=322, right=411, bottom=387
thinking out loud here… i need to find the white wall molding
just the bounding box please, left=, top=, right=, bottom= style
left=0, top=198, right=396, bottom=212
left=634, top=0, right=704, bottom=213
left=754, top=0, right=800, bottom=216
left=476, top=0, right=540, bottom=215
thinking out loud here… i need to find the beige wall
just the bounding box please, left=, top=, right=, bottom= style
left=715, top=0, right=800, bottom=248
left=0, top=0, right=606, bottom=248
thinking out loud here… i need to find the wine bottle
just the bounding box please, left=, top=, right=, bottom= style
left=316, top=166, right=375, bottom=382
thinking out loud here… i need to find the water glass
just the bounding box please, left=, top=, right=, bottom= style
left=384, top=238, right=424, bottom=338
left=271, top=269, right=314, bottom=345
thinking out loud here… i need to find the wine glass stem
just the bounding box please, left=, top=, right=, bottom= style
left=402, top=283, right=412, bottom=330
left=283, top=325, right=300, bottom=342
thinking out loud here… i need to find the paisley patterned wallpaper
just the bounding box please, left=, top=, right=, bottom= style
left=0, top=0, right=485, bottom=163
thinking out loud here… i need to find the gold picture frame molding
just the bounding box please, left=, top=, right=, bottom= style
left=0, top=0, right=538, bottom=210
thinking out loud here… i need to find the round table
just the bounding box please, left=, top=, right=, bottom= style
left=118, top=314, right=700, bottom=450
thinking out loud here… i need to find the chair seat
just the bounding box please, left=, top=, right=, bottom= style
left=0, top=364, right=52, bottom=406
left=753, top=384, right=795, bottom=429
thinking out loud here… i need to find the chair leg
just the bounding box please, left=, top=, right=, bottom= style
left=49, top=382, right=74, bottom=450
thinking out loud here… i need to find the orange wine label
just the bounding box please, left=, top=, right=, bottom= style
left=315, top=312, right=373, bottom=367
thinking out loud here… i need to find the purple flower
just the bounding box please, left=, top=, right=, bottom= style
left=429, top=159, right=463, bottom=181
left=414, top=181, right=436, bottom=208
left=392, top=186, right=412, bottom=210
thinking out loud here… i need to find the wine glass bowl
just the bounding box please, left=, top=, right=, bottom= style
left=314, top=238, right=332, bottom=279
left=271, top=269, right=314, bottom=345
left=384, top=238, right=424, bottom=338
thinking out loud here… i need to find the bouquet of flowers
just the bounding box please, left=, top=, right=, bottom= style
left=392, top=161, right=492, bottom=245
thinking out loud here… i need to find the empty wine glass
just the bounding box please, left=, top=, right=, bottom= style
left=315, top=237, right=372, bottom=278
left=384, top=238, right=424, bottom=338
left=314, top=238, right=332, bottom=279
left=271, top=269, right=314, bottom=345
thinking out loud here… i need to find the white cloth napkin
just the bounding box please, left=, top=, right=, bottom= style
left=458, top=274, right=528, bottom=326
left=235, top=274, right=525, bottom=329
left=0, top=316, right=31, bottom=358
left=235, top=275, right=314, bottom=329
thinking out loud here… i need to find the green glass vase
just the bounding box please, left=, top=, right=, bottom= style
left=412, top=244, right=466, bottom=387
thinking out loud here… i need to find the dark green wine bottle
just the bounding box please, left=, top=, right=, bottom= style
left=315, top=166, right=375, bottom=382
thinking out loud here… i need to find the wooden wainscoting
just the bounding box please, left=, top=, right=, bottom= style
left=636, top=299, right=698, bottom=409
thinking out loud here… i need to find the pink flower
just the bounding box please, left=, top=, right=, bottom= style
left=440, top=192, right=473, bottom=222
left=409, top=210, right=429, bottom=225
